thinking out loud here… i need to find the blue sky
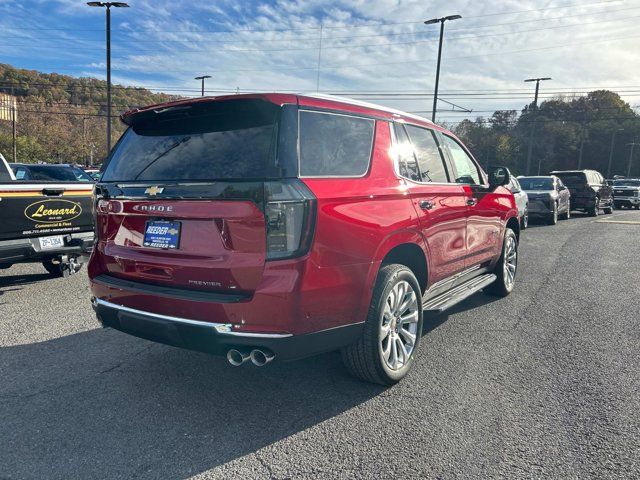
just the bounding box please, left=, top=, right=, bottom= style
left=1, top=0, right=639, bottom=123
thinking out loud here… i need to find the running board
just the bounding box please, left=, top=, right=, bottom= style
left=422, top=274, right=497, bottom=313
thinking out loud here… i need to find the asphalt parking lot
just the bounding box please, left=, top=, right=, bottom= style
left=1, top=210, right=639, bottom=479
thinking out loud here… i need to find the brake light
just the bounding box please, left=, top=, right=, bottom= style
left=264, top=180, right=316, bottom=260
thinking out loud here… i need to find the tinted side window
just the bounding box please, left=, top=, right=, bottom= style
left=299, top=111, right=374, bottom=177
left=442, top=135, right=481, bottom=185
left=393, top=124, right=420, bottom=182
left=15, top=167, right=28, bottom=180
left=405, top=125, right=449, bottom=183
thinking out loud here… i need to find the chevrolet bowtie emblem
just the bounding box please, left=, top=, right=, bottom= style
left=145, top=186, right=164, bottom=196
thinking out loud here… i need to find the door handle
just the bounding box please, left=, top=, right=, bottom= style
left=466, top=198, right=477, bottom=206
left=419, top=200, right=434, bottom=210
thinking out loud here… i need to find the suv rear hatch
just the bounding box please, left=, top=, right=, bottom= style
left=93, top=98, right=314, bottom=296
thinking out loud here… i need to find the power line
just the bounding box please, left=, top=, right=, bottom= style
left=2, top=0, right=620, bottom=34
left=6, top=5, right=639, bottom=46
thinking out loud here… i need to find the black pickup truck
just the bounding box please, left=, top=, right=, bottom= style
left=0, top=159, right=95, bottom=277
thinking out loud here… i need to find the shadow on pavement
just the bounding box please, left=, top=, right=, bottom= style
left=0, top=290, right=502, bottom=479
left=0, top=327, right=384, bottom=479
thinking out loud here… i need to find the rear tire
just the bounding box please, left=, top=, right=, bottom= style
left=341, top=264, right=423, bottom=385
left=486, top=228, right=518, bottom=297
left=589, top=198, right=599, bottom=216
left=635, top=204, right=640, bottom=210
left=561, top=202, right=571, bottom=220
left=521, top=209, right=528, bottom=230
left=604, top=204, right=613, bottom=214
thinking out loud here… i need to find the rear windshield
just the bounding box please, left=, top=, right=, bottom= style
left=613, top=179, right=640, bottom=187
left=519, top=177, right=553, bottom=190
left=554, top=173, right=586, bottom=185
left=25, top=165, right=79, bottom=182
left=102, top=99, right=280, bottom=182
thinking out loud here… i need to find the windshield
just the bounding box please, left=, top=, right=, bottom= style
left=554, top=173, right=586, bottom=185
left=613, top=179, right=640, bottom=187
left=26, top=165, right=80, bottom=182
left=518, top=177, right=554, bottom=190
left=102, top=99, right=280, bottom=182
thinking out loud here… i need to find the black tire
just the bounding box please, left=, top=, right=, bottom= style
left=635, top=204, right=640, bottom=210
left=486, top=228, right=518, bottom=297
left=341, top=264, right=423, bottom=385
left=547, top=203, right=558, bottom=225
left=589, top=198, right=599, bottom=216
left=561, top=202, right=571, bottom=220
left=521, top=209, right=528, bottom=230
left=604, top=204, right=613, bottom=214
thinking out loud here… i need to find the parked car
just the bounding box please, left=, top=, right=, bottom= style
left=506, top=175, right=529, bottom=229
left=0, top=164, right=94, bottom=276
left=0, top=153, right=16, bottom=181
left=89, top=93, right=520, bottom=385
left=10, top=163, right=95, bottom=183
left=518, top=175, right=571, bottom=225
left=550, top=169, right=613, bottom=216
left=612, top=178, right=640, bottom=209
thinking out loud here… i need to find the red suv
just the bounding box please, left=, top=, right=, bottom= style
left=89, top=93, right=520, bottom=384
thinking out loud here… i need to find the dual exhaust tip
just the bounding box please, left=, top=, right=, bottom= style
left=227, top=348, right=275, bottom=367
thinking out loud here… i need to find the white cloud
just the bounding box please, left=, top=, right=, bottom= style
left=1, top=0, right=638, bottom=121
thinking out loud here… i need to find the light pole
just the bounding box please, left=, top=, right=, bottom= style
left=607, top=129, right=624, bottom=178
left=627, top=141, right=639, bottom=177
left=87, top=2, right=129, bottom=155
left=524, top=77, right=551, bottom=175
left=424, top=15, right=462, bottom=123
left=195, top=75, right=212, bottom=97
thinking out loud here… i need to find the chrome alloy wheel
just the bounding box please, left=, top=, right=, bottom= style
left=503, top=236, right=517, bottom=291
left=380, top=280, right=419, bottom=371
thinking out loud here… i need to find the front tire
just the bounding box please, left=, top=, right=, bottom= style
left=561, top=201, right=571, bottom=220
left=589, top=198, right=599, bottom=216
left=547, top=203, right=558, bottom=225
left=486, top=228, right=518, bottom=297
left=521, top=209, right=528, bottom=230
left=342, top=264, right=423, bottom=385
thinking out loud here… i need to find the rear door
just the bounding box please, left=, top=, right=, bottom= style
left=93, top=99, right=287, bottom=295
left=394, top=123, right=467, bottom=284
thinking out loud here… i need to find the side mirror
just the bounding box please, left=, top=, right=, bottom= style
left=488, top=166, right=510, bottom=189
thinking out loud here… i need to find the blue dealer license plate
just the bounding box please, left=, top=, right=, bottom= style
left=143, top=221, right=181, bottom=249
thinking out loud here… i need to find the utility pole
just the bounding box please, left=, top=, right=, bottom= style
left=87, top=2, right=130, bottom=155
left=83, top=117, right=89, bottom=167
left=524, top=77, right=552, bottom=175
left=195, top=75, right=212, bottom=97
left=627, top=141, right=639, bottom=177
left=316, top=23, right=323, bottom=92
left=577, top=120, right=586, bottom=169
left=11, top=105, right=17, bottom=162
left=424, top=15, right=462, bottom=123
left=607, top=129, right=623, bottom=178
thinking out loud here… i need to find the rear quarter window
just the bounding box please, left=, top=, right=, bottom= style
left=299, top=110, right=374, bottom=177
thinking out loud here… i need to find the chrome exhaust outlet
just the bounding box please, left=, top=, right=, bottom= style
left=250, top=349, right=275, bottom=367
left=227, top=348, right=250, bottom=366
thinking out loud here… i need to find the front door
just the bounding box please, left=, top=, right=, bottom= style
left=440, top=134, right=502, bottom=269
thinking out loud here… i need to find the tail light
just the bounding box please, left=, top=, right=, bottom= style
left=264, top=179, right=316, bottom=260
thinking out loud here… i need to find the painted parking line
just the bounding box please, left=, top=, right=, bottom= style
left=595, top=219, right=640, bottom=225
